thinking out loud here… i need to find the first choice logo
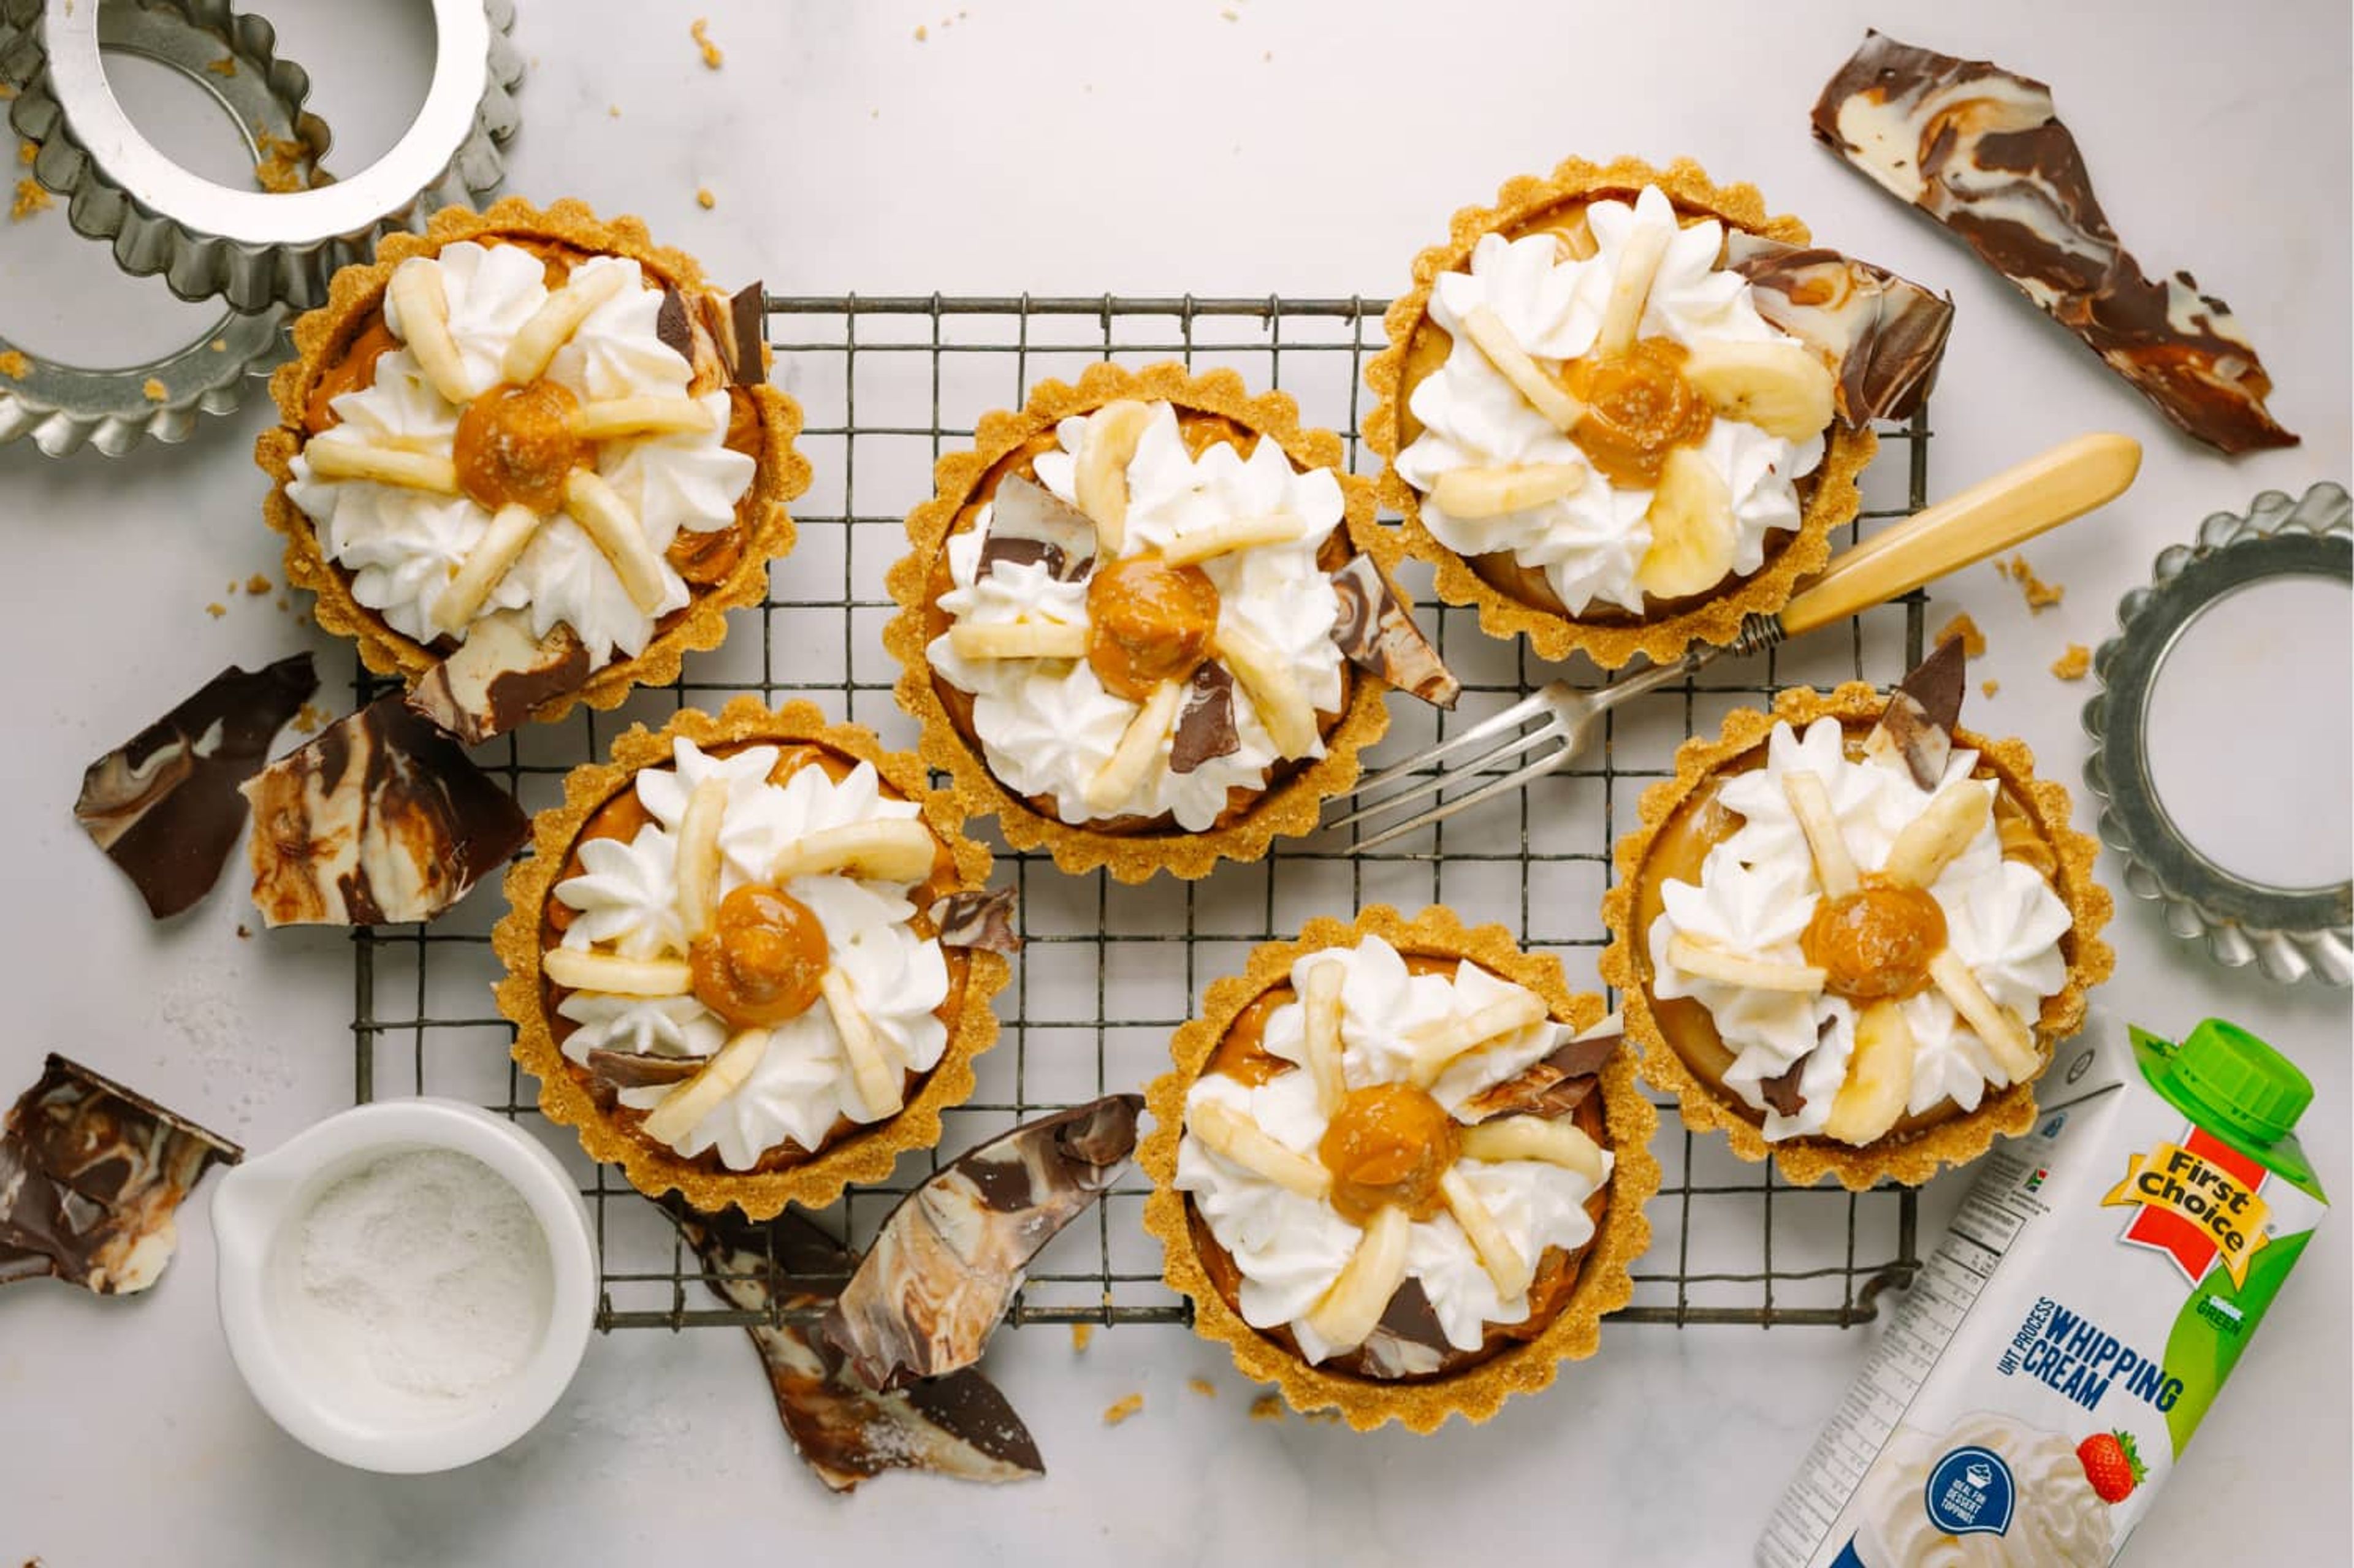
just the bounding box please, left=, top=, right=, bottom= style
left=2101, top=1128, right=2272, bottom=1288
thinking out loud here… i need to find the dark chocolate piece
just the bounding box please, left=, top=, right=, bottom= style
left=1457, top=1021, right=1623, bottom=1123
left=655, top=287, right=693, bottom=365
left=823, top=1096, right=1144, bottom=1391
left=1720, top=232, right=1954, bottom=425
left=1358, top=1277, right=1450, bottom=1380
left=1868, top=637, right=1968, bottom=792
left=240, top=693, right=529, bottom=926
left=725, top=282, right=768, bottom=386
left=1328, top=555, right=1460, bottom=709
left=1168, top=660, right=1240, bottom=775
left=927, top=887, right=1022, bottom=954
left=404, top=612, right=590, bottom=747
left=1, top=1054, right=241, bottom=1295
left=666, top=1200, right=1045, bottom=1493
left=1812, top=31, right=2296, bottom=454
left=74, top=654, right=318, bottom=919
left=584, top=1048, right=709, bottom=1108
left=1758, top=1056, right=1810, bottom=1118
left=977, top=476, right=1097, bottom=583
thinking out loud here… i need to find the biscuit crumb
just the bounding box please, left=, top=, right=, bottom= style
left=608, top=104, right=621, bottom=119
left=2049, top=644, right=2090, bottom=681
left=15, top=140, right=33, bottom=166
left=690, top=17, right=723, bottom=67
left=12, top=177, right=51, bottom=220
left=210, top=338, right=227, bottom=352
left=1999, top=554, right=2065, bottom=612
left=1069, top=1323, right=1093, bottom=1352
left=253, top=131, right=311, bottom=194
left=1187, top=1377, right=1217, bottom=1398
left=1303, top=1410, right=1341, bottom=1425
left=235, top=924, right=251, bottom=940
left=0, top=349, right=28, bottom=379
left=276, top=595, right=290, bottom=611
left=914, top=24, right=928, bottom=40
left=245, top=573, right=273, bottom=595
left=0, top=83, right=16, bottom=100
left=1221, top=7, right=1238, bottom=17
left=143, top=378, right=169, bottom=402
left=292, top=702, right=330, bottom=734
left=204, top=55, right=237, bottom=77
left=1247, top=1393, right=1285, bottom=1422
left=1981, top=678, right=2000, bottom=698
left=205, top=602, right=227, bottom=619
left=1102, top=1393, right=1144, bottom=1426
left=1933, top=611, right=1986, bottom=659
left=696, top=186, right=716, bottom=210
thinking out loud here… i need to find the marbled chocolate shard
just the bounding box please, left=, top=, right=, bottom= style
left=1358, top=1277, right=1449, bottom=1380
left=1328, top=555, right=1460, bottom=709
left=74, top=654, right=318, bottom=919
left=1720, top=232, right=1954, bottom=425
left=725, top=282, right=768, bottom=386
left=584, top=1048, right=709, bottom=1108
left=1758, top=1056, right=1810, bottom=1117
left=0, top=1054, right=241, bottom=1295
left=823, top=1095, right=1145, bottom=1391
left=1811, top=31, right=2297, bottom=454
left=1168, top=660, right=1240, bottom=775
left=977, top=475, right=1097, bottom=582
left=927, top=887, right=1022, bottom=954
left=655, top=286, right=693, bottom=363
left=1457, top=1017, right=1624, bottom=1123
left=666, top=1200, right=1045, bottom=1493
left=240, top=693, right=530, bottom=926
left=1867, top=637, right=1967, bottom=791
left=404, top=611, right=590, bottom=746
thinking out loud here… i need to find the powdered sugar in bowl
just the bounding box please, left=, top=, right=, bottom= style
left=211, top=1099, right=597, bottom=1473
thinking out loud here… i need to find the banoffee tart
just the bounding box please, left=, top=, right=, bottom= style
left=1600, top=644, right=2114, bottom=1189
left=885, top=362, right=1458, bottom=883
left=258, top=198, right=807, bottom=729
left=1366, top=156, right=1885, bottom=667
left=1140, top=905, right=1657, bottom=1431
left=493, top=699, right=1008, bottom=1218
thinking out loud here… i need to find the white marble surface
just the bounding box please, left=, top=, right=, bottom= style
left=1, top=1, right=2347, bottom=1564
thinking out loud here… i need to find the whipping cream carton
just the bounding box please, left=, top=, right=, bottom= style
left=1757, top=1019, right=2328, bottom=1567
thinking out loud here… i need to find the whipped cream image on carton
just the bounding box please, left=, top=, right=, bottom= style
left=1757, top=1019, right=2327, bottom=1567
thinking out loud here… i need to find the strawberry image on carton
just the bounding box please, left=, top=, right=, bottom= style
left=1757, top=1020, right=2328, bottom=1567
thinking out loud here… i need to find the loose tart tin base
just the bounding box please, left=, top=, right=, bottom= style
left=1140, top=904, right=1659, bottom=1432
left=492, top=698, right=1008, bottom=1220
left=255, top=196, right=809, bottom=727
left=1599, top=684, right=2114, bottom=1191
left=883, top=360, right=1394, bottom=882
left=1363, top=154, right=1876, bottom=668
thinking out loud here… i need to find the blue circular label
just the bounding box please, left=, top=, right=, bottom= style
left=1923, top=1444, right=2016, bottom=1537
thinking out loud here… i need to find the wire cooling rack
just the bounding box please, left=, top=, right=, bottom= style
left=351, top=293, right=1932, bottom=1333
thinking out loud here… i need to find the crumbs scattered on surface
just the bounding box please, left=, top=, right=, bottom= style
left=276, top=595, right=290, bottom=611
left=291, top=702, right=330, bottom=734
left=1221, top=7, right=1238, bottom=17
left=0, top=349, right=28, bottom=379
left=1999, top=554, right=2065, bottom=612
left=205, top=602, right=226, bottom=619
left=1933, top=611, right=1986, bottom=659
left=1303, top=1410, right=1341, bottom=1425
left=2049, top=644, right=2090, bottom=681
left=690, top=17, right=724, bottom=67
left=1187, top=1377, right=1217, bottom=1398
left=1247, top=1393, right=1285, bottom=1423
left=235, top=924, right=252, bottom=940
left=205, top=55, right=237, bottom=76
left=12, top=177, right=51, bottom=220
left=1981, top=678, right=2000, bottom=698
left=143, top=378, right=168, bottom=402
left=16, top=140, right=33, bottom=166
left=913, top=24, right=928, bottom=40
left=608, top=104, right=621, bottom=118
left=1069, top=1322, right=1093, bottom=1352
left=210, top=338, right=227, bottom=352
left=1102, top=1393, right=1144, bottom=1426
left=696, top=186, right=716, bottom=210
left=245, top=573, right=273, bottom=595
left=253, top=131, right=312, bottom=194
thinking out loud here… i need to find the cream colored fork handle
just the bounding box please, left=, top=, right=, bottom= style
left=1778, top=432, right=2143, bottom=640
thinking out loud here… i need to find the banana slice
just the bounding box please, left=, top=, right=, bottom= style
left=947, top=621, right=1091, bottom=661
left=1439, top=1168, right=1533, bottom=1300
left=821, top=969, right=907, bottom=1119
left=1072, top=400, right=1152, bottom=554
left=1405, top=991, right=1550, bottom=1087
left=1214, top=625, right=1318, bottom=758
left=306, top=439, right=461, bottom=495
left=769, top=819, right=939, bottom=885
left=502, top=264, right=631, bottom=386
left=562, top=468, right=671, bottom=613
left=1666, top=932, right=1827, bottom=994
left=1881, top=781, right=1993, bottom=890
left=1303, top=1205, right=1412, bottom=1352
left=1635, top=446, right=1737, bottom=599
left=1680, top=338, right=1837, bottom=441
left=1592, top=221, right=1673, bottom=358
left=568, top=395, right=715, bottom=440
left=432, top=502, right=543, bottom=634
left=1160, top=512, right=1306, bottom=568
left=639, top=1026, right=772, bottom=1146
left=674, top=777, right=729, bottom=936
left=1822, top=999, right=1914, bottom=1144
left=1457, top=306, right=1586, bottom=433
left=1781, top=770, right=1860, bottom=899
left=1083, top=679, right=1184, bottom=812
left=1300, top=959, right=1347, bottom=1116
left=1927, top=950, right=2042, bottom=1081
left=1430, top=463, right=1588, bottom=519
left=543, top=948, right=694, bottom=996
left=1187, top=1099, right=1333, bottom=1199
left=1458, top=1115, right=1606, bottom=1182
left=386, top=260, right=472, bottom=405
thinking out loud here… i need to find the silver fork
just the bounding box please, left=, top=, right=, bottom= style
left=1324, top=432, right=2143, bottom=853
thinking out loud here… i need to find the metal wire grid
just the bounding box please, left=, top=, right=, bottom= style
left=351, top=292, right=1931, bottom=1334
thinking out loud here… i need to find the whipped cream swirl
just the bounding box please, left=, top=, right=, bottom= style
left=928, top=401, right=1346, bottom=829
left=1394, top=185, right=1826, bottom=615
left=1175, top=935, right=1610, bottom=1363
left=286, top=242, right=758, bottom=669
left=552, top=739, right=951, bottom=1169
left=1645, top=718, right=2071, bottom=1140
left=1854, top=1411, right=2114, bottom=1567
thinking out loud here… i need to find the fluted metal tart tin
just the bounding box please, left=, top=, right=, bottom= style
left=2082, top=481, right=2353, bottom=986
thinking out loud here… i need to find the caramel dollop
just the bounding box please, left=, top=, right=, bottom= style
left=1800, top=878, right=1949, bottom=1002
left=1563, top=336, right=1713, bottom=488
left=304, top=318, right=402, bottom=434
left=1084, top=553, right=1221, bottom=702
left=452, top=378, right=586, bottom=514
left=690, top=885, right=830, bottom=1029
left=1318, top=1083, right=1462, bottom=1225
